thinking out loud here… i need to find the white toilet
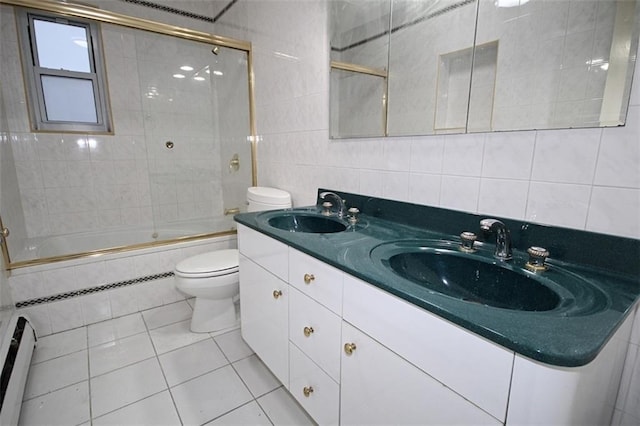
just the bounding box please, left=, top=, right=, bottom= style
left=174, top=187, right=292, bottom=333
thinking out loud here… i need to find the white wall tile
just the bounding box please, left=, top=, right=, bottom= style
left=531, top=128, right=601, bottom=184
left=81, top=292, right=113, bottom=325
left=49, top=298, right=84, bottom=333
left=18, top=305, right=52, bottom=337
left=359, top=170, right=384, bottom=197
left=408, top=173, right=441, bottom=207
left=442, top=133, right=485, bottom=176
left=439, top=176, right=480, bottom=212
left=383, top=137, right=412, bottom=171
left=381, top=172, right=410, bottom=201
left=42, top=267, right=79, bottom=295
left=410, top=136, right=445, bottom=173
left=108, top=286, right=140, bottom=318
left=482, top=131, right=535, bottom=179
left=478, top=179, right=529, bottom=220
left=8, top=271, right=44, bottom=302
left=595, top=106, right=640, bottom=188
left=587, top=187, right=640, bottom=238
left=526, top=182, right=591, bottom=228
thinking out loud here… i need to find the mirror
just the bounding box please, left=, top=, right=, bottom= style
left=330, top=0, right=391, bottom=138
left=330, top=0, right=640, bottom=138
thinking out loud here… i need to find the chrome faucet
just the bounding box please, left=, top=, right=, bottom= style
left=319, top=191, right=346, bottom=218
left=480, top=218, right=512, bottom=260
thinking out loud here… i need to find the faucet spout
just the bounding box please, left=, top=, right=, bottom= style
left=480, top=218, right=513, bottom=260
left=319, top=191, right=346, bottom=218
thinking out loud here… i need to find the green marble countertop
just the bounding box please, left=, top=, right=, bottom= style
left=235, top=195, right=640, bottom=367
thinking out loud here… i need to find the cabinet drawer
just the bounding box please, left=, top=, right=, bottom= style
left=238, top=224, right=288, bottom=281
left=343, top=274, right=513, bottom=422
left=289, top=343, right=340, bottom=426
left=289, top=287, right=342, bottom=382
left=289, top=248, right=343, bottom=314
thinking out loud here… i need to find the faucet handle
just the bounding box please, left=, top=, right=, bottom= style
left=347, top=207, right=360, bottom=225
left=525, top=246, right=549, bottom=272
left=321, top=201, right=333, bottom=216
left=459, top=232, right=477, bottom=252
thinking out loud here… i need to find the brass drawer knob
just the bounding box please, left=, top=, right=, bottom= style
left=344, top=342, right=357, bottom=355
left=303, top=326, right=314, bottom=337
left=303, top=386, right=314, bottom=397
left=303, top=273, right=315, bottom=284
left=272, top=290, right=283, bottom=299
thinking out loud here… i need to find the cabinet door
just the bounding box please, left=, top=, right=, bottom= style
left=340, top=322, right=501, bottom=426
left=240, top=254, right=289, bottom=386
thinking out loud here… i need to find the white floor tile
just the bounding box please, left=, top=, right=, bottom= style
left=92, top=390, right=181, bottom=426
left=149, top=320, right=209, bottom=354
left=159, top=338, right=228, bottom=387
left=90, top=358, right=167, bottom=418
left=88, top=313, right=147, bottom=347
left=233, top=355, right=281, bottom=398
left=142, top=301, right=192, bottom=330
left=214, top=329, right=254, bottom=362
left=24, top=349, right=88, bottom=399
left=170, top=365, right=253, bottom=425
left=19, top=381, right=90, bottom=426
left=257, top=388, right=314, bottom=426
left=32, top=327, right=87, bottom=364
left=89, top=332, right=156, bottom=377
left=206, top=401, right=272, bottom=426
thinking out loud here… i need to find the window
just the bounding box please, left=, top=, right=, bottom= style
left=17, top=9, right=112, bottom=133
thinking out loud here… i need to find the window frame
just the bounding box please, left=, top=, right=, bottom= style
left=16, top=8, right=112, bottom=133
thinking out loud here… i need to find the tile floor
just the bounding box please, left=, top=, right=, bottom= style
left=19, top=300, right=315, bottom=425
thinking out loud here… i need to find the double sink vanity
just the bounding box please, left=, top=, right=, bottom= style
left=234, top=189, right=640, bottom=425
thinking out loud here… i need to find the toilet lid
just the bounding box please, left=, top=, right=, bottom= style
left=175, top=249, right=239, bottom=277
left=247, top=187, right=291, bottom=205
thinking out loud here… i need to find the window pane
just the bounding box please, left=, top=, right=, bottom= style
left=41, top=75, right=98, bottom=123
left=33, top=19, right=91, bottom=72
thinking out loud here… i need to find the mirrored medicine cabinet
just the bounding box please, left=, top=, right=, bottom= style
left=330, top=0, right=640, bottom=139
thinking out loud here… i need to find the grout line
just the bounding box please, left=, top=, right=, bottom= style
left=140, top=305, right=184, bottom=426
left=86, top=325, right=94, bottom=425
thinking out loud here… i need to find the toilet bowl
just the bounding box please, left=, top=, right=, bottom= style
left=174, top=187, right=292, bottom=333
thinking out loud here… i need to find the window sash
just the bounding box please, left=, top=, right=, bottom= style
left=17, top=8, right=112, bottom=133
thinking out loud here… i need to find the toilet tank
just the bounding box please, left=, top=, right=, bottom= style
left=247, top=187, right=292, bottom=212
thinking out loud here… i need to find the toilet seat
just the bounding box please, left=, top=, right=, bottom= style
left=174, top=249, right=239, bottom=278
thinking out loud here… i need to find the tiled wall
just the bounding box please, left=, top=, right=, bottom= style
left=9, top=235, right=236, bottom=336
left=251, top=3, right=640, bottom=240
left=0, top=5, right=228, bottom=245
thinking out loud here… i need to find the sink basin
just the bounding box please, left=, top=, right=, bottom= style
left=266, top=213, right=347, bottom=233
left=386, top=250, right=560, bottom=311
left=367, top=240, right=613, bottom=313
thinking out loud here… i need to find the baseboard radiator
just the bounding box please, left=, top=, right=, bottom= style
left=0, top=316, right=36, bottom=425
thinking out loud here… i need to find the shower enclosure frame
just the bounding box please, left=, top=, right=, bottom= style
left=0, top=0, right=259, bottom=270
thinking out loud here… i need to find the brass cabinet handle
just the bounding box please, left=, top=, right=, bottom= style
left=303, top=386, right=314, bottom=397
left=303, top=326, right=314, bottom=337
left=272, top=290, right=283, bottom=299
left=303, top=273, right=315, bottom=284
left=344, top=342, right=357, bottom=355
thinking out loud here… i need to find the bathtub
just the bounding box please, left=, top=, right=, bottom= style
left=11, top=216, right=236, bottom=263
